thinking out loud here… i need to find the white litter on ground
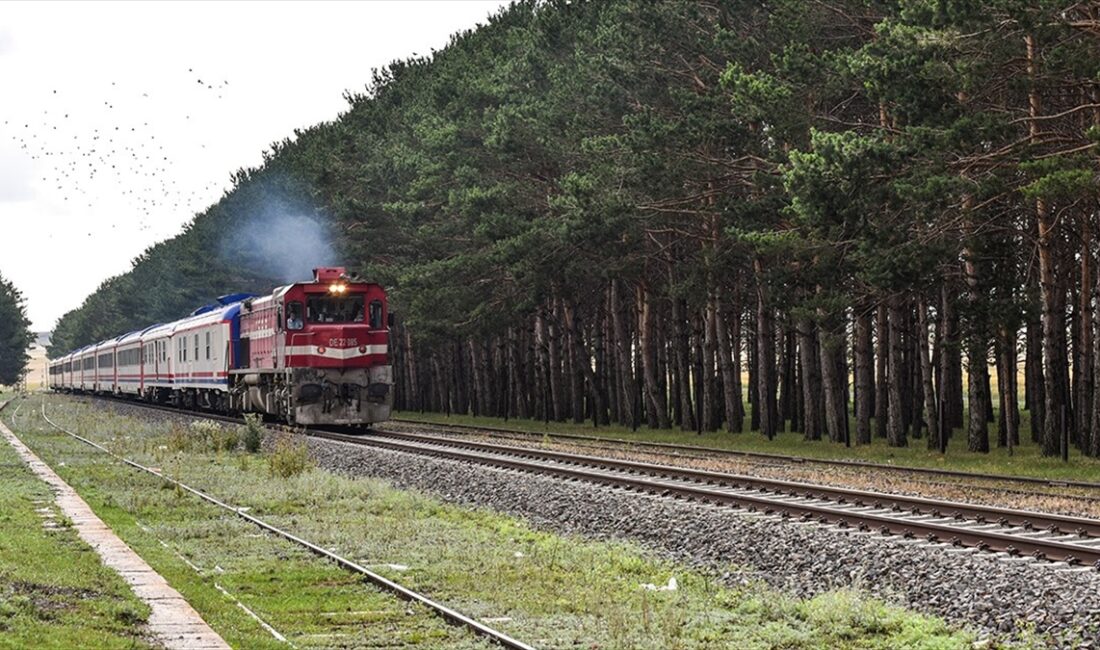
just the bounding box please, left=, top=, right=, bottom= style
left=641, top=577, right=678, bottom=592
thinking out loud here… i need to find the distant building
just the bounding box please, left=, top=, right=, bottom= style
left=25, top=335, right=50, bottom=390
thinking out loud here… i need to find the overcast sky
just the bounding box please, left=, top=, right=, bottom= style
left=0, top=1, right=510, bottom=331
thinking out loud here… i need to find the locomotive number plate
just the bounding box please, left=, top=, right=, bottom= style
left=328, top=337, right=358, bottom=348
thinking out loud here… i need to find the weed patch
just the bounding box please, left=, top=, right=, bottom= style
left=267, top=433, right=312, bottom=478
left=241, top=413, right=264, bottom=453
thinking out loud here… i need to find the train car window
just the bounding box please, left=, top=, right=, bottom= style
left=194, top=335, right=199, bottom=361
left=206, top=332, right=211, bottom=360
left=286, top=302, right=304, bottom=330
left=306, top=295, right=365, bottom=324
left=369, top=300, right=383, bottom=329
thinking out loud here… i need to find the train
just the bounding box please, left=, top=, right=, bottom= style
left=48, top=267, right=393, bottom=426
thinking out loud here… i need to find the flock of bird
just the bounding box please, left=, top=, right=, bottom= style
left=3, top=68, right=232, bottom=235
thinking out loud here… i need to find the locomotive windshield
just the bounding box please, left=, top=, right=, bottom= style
left=306, top=294, right=365, bottom=324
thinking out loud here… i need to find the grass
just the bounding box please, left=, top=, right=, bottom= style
left=0, top=411, right=153, bottom=649
left=6, top=397, right=489, bottom=650
left=15, top=394, right=992, bottom=648
left=394, top=408, right=1100, bottom=484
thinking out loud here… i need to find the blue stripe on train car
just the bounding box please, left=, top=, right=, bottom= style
left=174, top=379, right=229, bottom=386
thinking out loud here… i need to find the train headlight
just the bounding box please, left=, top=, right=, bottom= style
left=317, top=346, right=327, bottom=354
left=358, top=345, right=367, bottom=354
left=328, top=283, right=347, bottom=294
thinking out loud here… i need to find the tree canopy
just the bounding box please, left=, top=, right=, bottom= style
left=0, top=272, right=33, bottom=386
left=50, top=0, right=1100, bottom=455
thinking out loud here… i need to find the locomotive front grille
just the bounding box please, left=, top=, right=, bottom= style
left=289, top=365, right=393, bottom=425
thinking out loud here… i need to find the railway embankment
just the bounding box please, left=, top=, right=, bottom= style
left=34, top=393, right=977, bottom=648
left=302, top=433, right=1100, bottom=646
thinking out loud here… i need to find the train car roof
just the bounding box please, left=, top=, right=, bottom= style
left=117, top=323, right=161, bottom=346
left=173, top=302, right=243, bottom=329
left=144, top=302, right=243, bottom=339
left=58, top=296, right=252, bottom=356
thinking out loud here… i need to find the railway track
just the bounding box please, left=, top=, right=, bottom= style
left=325, top=428, right=1100, bottom=568
left=64, top=395, right=1100, bottom=567
left=391, top=416, right=1100, bottom=492
left=10, top=398, right=535, bottom=650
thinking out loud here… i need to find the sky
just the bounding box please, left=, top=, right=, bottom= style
left=0, top=1, right=510, bottom=331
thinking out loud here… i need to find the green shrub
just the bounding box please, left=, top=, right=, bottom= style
left=241, top=414, right=264, bottom=453
left=267, top=434, right=312, bottom=478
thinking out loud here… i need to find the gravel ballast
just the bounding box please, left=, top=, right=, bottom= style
left=308, top=435, right=1100, bottom=646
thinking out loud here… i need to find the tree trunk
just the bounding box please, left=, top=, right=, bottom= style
left=1025, top=33, right=1062, bottom=456
left=671, top=296, right=695, bottom=431
left=818, top=313, right=847, bottom=444
left=940, top=288, right=964, bottom=432
left=887, top=294, right=907, bottom=447
left=1078, top=222, right=1093, bottom=450
left=533, top=314, right=548, bottom=420
left=754, top=257, right=777, bottom=439
left=1026, top=301, right=1045, bottom=440
left=778, top=327, right=796, bottom=432
left=967, top=339, right=991, bottom=453
left=918, top=299, right=940, bottom=450
left=564, top=304, right=585, bottom=424
left=702, top=296, right=719, bottom=431
left=404, top=329, right=420, bottom=411
left=638, top=285, right=670, bottom=429
left=715, top=291, right=742, bottom=433
left=854, top=303, right=873, bottom=445
left=610, top=281, right=636, bottom=428
left=1000, top=325, right=1020, bottom=449
left=548, top=302, right=564, bottom=421
left=731, top=290, right=745, bottom=430
left=1092, top=247, right=1100, bottom=456
left=798, top=316, right=823, bottom=440
left=748, top=304, right=759, bottom=431
left=508, top=327, right=527, bottom=419
left=875, top=303, right=889, bottom=438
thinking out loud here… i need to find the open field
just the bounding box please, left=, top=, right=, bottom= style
left=393, top=410, right=1100, bottom=484
left=0, top=408, right=153, bottom=649
left=6, top=394, right=981, bottom=648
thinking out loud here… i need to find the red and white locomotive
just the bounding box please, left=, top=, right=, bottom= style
left=49, top=267, right=393, bottom=426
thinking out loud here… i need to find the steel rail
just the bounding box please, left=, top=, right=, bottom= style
left=368, top=429, right=1100, bottom=538
left=32, top=403, right=536, bottom=650
left=391, top=417, right=1100, bottom=490
left=309, top=428, right=1100, bottom=567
